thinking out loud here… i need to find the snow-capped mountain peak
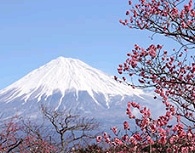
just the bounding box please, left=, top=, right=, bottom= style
left=0, top=56, right=148, bottom=121
left=0, top=57, right=143, bottom=104
left=0, top=56, right=167, bottom=127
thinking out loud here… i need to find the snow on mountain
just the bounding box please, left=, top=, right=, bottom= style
left=0, top=57, right=163, bottom=125
left=0, top=57, right=143, bottom=104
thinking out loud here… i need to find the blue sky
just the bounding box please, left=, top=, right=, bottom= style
left=0, top=0, right=177, bottom=90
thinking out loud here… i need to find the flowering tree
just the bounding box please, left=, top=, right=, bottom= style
left=0, top=117, right=23, bottom=152
left=98, top=0, right=195, bottom=152
left=98, top=101, right=195, bottom=152
left=20, top=119, right=57, bottom=153
left=117, top=0, right=195, bottom=124
left=0, top=106, right=98, bottom=152
left=120, top=0, right=195, bottom=47
left=0, top=117, right=56, bottom=153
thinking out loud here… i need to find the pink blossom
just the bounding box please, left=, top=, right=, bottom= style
left=147, top=136, right=154, bottom=145
left=129, top=136, right=137, bottom=145
left=123, top=121, right=130, bottom=130
left=96, top=136, right=102, bottom=143
left=133, top=133, right=142, bottom=141
left=114, top=137, right=123, bottom=145
left=111, top=127, right=117, bottom=135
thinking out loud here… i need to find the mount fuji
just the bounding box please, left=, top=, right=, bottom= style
left=0, top=57, right=162, bottom=127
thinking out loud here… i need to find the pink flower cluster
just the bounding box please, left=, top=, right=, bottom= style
left=119, top=0, right=195, bottom=45
left=97, top=102, right=195, bottom=152
left=97, top=0, right=195, bottom=152
left=116, top=43, right=195, bottom=123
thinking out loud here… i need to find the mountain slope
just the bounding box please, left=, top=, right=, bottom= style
left=0, top=57, right=160, bottom=123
